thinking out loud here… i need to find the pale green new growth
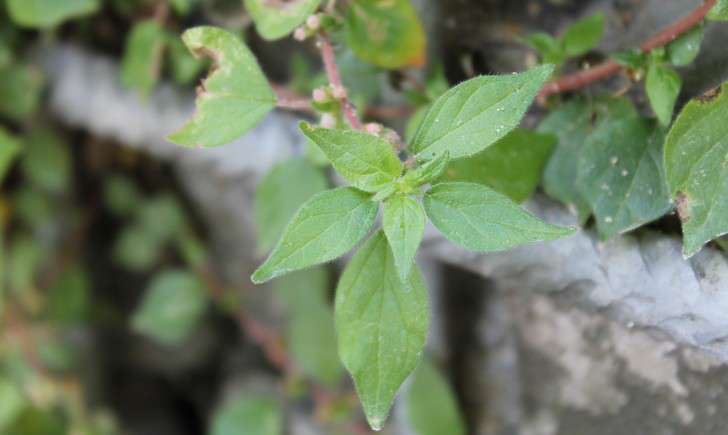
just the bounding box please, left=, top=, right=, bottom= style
left=646, top=62, right=682, bottom=126
left=424, top=182, right=575, bottom=252
left=382, top=195, right=426, bottom=280
left=664, top=83, right=728, bottom=257
left=252, top=187, right=378, bottom=283
left=131, top=270, right=208, bottom=346
left=255, top=157, right=328, bottom=253
left=168, top=27, right=276, bottom=148
left=121, top=20, right=166, bottom=96
left=6, top=0, right=98, bottom=28
left=401, top=151, right=450, bottom=188
left=210, top=393, right=282, bottom=435
left=301, top=123, right=403, bottom=192
left=412, top=64, right=554, bottom=161
left=405, top=358, right=467, bottom=435
left=245, top=0, right=321, bottom=40
left=335, top=231, right=428, bottom=430
left=576, top=99, right=672, bottom=239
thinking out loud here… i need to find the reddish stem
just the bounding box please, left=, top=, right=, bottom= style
left=317, top=34, right=364, bottom=130
left=539, top=0, right=717, bottom=97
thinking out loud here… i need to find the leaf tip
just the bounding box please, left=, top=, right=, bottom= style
left=250, top=268, right=270, bottom=284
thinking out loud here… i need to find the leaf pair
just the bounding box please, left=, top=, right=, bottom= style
left=523, top=13, right=605, bottom=65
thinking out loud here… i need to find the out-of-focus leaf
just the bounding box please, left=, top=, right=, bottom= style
left=13, top=187, right=53, bottom=228
left=244, top=0, right=321, bottom=40
left=6, top=0, right=98, bottom=28
left=8, top=235, right=43, bottom=294
left=289, top=53, right=327, bottom=95
left=136, top=195, right=187, bottom=244
left=404, top=358, right=466, bottom=435
left=664, top=83, right=728, bottom=257
left=561, top=12, right=605, bottom=57
left=0, top=63, right=43, bottom=120
left=0, top=127, right=21, bottom=183
left=210, top=393, right=282, bottom=435
left=113, top=224, right=163, bottom=272
left=612, top=48, right=647, bottom=70
left=667, top=24, right=704, bottom=67
left=438, top=128, right=556, bottom=202
left=288, top=300, right=342, bottom=386
left=170, top=0, right=193, bottom=15
left=47, top=264, right=89, bottom=324
left=255, top=157, right=328, bottom=253
left=19, top=130, right=71, bottom=194
left=121, top=20, right=167, bottom=96
left=37, top=337, right=76, bottom=371
left=167, top=27, right=276, bottom=148
left=131, top=270, right=208, bottom=346
left=167, top=33, right=207, bottom=86
left=345, top=0, right=426, bottom=69
left=103, top=175, right=141, bottom=217
left=522, top=32, right=565, bottom=64
left=0, top=378, right=25, bottom=431
left=708, top=0, right=728, bottom=21
left=5, top=407, right=65, bottom=435
left=646, top=62, right=682, bottom=126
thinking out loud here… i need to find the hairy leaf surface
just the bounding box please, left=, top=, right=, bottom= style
left=252, top=187, right=378, bottom=283
left=335, top=231, right=428, bottom=430
left=382, top=195, right=425, bottom=280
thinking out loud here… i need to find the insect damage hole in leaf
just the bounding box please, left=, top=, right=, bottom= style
left=167, top=27, right=276, bottom=148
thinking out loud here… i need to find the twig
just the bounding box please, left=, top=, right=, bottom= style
left=316, top=34, right=364, bottom=130
left=539, top=0, right=717, bottom=97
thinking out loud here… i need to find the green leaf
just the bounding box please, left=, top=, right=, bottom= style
left=19, top=130, right=71, bottom=194
left=0, top=127, right=21, bottom=184
left=103, top=175, right=141, bottom=217
left=131, top=270, right=208, bottom=346
left=113, top=224, right=163, bottom=272
left=708, top=0, right=728, bottom=21
left=251, top=187, right=378, bottom=283
left=412, top=65, right=554, bottom=161
left=244, top=0, right=321, bottom=40
left=561, top=12, right=605, bottom=57
left=8, top=235, right=43, bottom=293
left=136, top=195, right=187, bottom=243
left=6, top=0, right=98, bottom=28
left=646, top=62, right=682, bottom=126
left=335, top=231, right=428, bottom=430
left=210, top=393, right=282, bottom=435
left=0, top=63, right=43, bottom=120
left=345, top=0, right=426, bottom=69
left=401, top=151, right=450, bottom=188
left=47, top=264, right=89, bottom=324
left=576, top=100, right=672, bottom=239
left=667, top=24, right=704, bottom=67
left=300, top=123, right=403, bottom=192
left=405, top=105, right=430, bottom=144
left=167, top=27, right=276, bottom=148
left=0, top=379, right=25, bottom=431
left=382, top=195, right=425, bottom=280
left=438, top=128, right=556, bottom=202
left=121, top=20, right=166, bottom=96
left=664, top=84, right=728, bottom=257
left=404, top=358, right=466, bottom=435
left=170, top=0, right=193, bottom=16
left=522, top=32, right=565, bottom=64
left=612, top=48, right=647, bottom=70
left=166, top=32, right=207, bottom=85
left=540, top=98, right=597, bottom=222
left=255, top=157, right=328, bottom=253
left=424, top=182, right=574, bottom=252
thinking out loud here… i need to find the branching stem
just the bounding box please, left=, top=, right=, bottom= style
left=317, top=34, right=364, bottom=130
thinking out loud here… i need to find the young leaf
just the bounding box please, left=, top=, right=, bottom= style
left=167, top=27, right=276, bottom=148
left=255, top=157, right=328, bottom=253
left=708, top=0, right=728, bottom=21
left=0, top=128, right=21, bottom=183
left=300, top=123, right=403, bottom=192
left=131, top=270, right=208, bottom=346
left=576, top=100, right=672, bottom=239
left=664, top=84, right=728, bottom=257
left=412, top=65, right=553, bottom=161
left=210, top=393, right=282, bottom=435
left=424, top=182, right=574, bottom=252
left=561, top=12, right=605, bottom=57
left=252, top=187, right=378, bottom=283
left=540, top=98, right=599, bottom=222
left=612, top=48, right=648, bottom=70
left=382, top=195, right=425, bottom=280
left=522, top=32, right=565, bottom=64
left=6, top=0, right=98, bottom=28
left=438, top=128, right=556, bottom=202
left=667, top=24, right=704, bottom=67
left=335, top=231, right=429, bottom=430
left=244, top=0, right=321, bottom=40
left=401, top=151, right=450, bottom=188
left=345, top=0, right=426, bottom=69
left=404, top=358, right=466, bottom=435
left=646, top=62, right=682, bottom=126
left=0, top=63, right=43, bottom=120
left=121, top=20, right=167, bottom=96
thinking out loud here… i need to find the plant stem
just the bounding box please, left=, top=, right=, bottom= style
left=317, top=34, right=364, bottom=130
left=539, top=0, right=717, bottom=97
